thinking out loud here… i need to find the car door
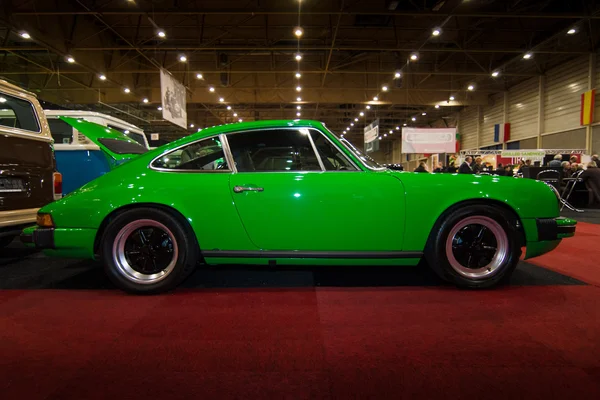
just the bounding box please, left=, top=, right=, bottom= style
left=227, top=127, right=406, bottom=252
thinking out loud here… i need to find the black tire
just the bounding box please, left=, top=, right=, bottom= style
left=100, top=207, right=199, bottom=294
left=425, top=204, right=521, bottom=289
left=0, top=235, right=15, bottom=248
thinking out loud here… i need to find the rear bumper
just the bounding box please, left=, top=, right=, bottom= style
left=20, top=226, right=97, bottom=258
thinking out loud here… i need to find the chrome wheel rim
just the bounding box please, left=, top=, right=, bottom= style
left=112, top=219, right=178, bottom=285
left=445, top=216, right=509, bottom=280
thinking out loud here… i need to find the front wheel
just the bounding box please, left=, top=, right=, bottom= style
left=101, top=208, right=199, bottom=294
left=425, top=205, right=521, bottom=288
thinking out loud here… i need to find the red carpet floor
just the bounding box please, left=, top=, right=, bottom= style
left=1, top=286, right=600, bottom=399
left=2, top=223, right=600, bottom=399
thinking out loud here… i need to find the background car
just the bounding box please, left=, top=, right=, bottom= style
left=22, top=120, right=576, bottom=293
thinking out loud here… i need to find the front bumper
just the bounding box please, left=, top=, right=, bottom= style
left=536, top=217, right=577, bottom=240
left=20, top=226, right=54, bottom=248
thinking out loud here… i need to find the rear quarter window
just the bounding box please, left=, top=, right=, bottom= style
left=0, top=93, right=40, bottom=133
left=98, top=138, right=148, bottom=154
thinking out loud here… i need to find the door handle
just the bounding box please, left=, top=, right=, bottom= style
left=233, top=186, right=264, bottom=193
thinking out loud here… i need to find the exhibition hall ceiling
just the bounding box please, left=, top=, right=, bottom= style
left=1, top=0, right=599, bottom=139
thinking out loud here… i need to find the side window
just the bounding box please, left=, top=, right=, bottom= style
left=107, top=124, right=146, bottom=147
left=310, top=130, right=358, bottom=171
left=227, top=129, right=321, bottom=172
left=152, top=136, right=229, bottom=171
left=47, top=118, right=74, bottom=144
left=0, top=93, right=40, bottom=132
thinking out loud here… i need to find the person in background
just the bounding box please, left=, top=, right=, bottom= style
left=414, top=161, right=429, bottom=173
left=472, top=157, right=483, bottom=174
left=517, top=159, right=526, bottom=175
left=433, top=162, right=444, bottom=173
left=592, top=154, right=600, bottom=168
left=504, top=164, right=514, bottom=176
left=480, top=161, right=490, bottom=173
left=561, top=161, right=571, bottom=177
left=446, top=162, right=457, bottom=173
left=548, top=154, right=563, bottom=167
left=494, top=163, right=505, bottom=176
left=577, top=163, right=584, bottom=171
left=581, top=162, right=600, bottom=205
left=570, top=155, right=578, bottom=164
left=569, top=162, right=579, bottom=176
left=458, top=156, right=473, bottom=174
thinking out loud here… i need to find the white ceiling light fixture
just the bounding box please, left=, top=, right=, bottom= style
left=382, top=85, right=389, bottom=91
left=196, top=73, right=204, bottom=80
left=157, top=106, right=163, bottom=111
left=359, top=112, right=364, bottom=116
left=227, top=105, right=232, bottom=110
left=435, top=104, right=440, bottom=109
left=491, top=71, right=500, bottom=77
left=233, top=113, right=238, bottom=117
left=422, top=112, right=427, bottom=115
left=373, top=96, right=379, bottom=101
left=432, top=28, right=441, bottom=36
left=66, top=56, right=75, bottom=63
left=449, top=95, right=455, bottom=101
left=394, top=71, right=402, bottom=79
left=389, top=130, right=393, bottom=134
left=20, top=32, right=31, bottom=39
left=396, top=126, right=400, bottom=130
left=219, top=97, right=225, bottom=102
left=354, top=118, right=359, bottom=122
left=296, top=86, right=302, bottom=92
left=157, top=29, right=166, bottom=38
left=366, top=105, right=371, bottom=109
left=523, top=52, right=533, bottom=59
left=295, top=72, right=302, bottom=78
left=179, top=55, right=187, bottom=62
left=350, top=123, right=354, bottom=126
left=294, top=26, right=304, bottom=37
left=208, top=86, right=215, bottom=92
left=403, top=123, right=407, bottom=126
left=411, top=117, right=416, bottom=121
left=296, top=97, right=302, bottom=102
left=567, top=28, right=577, bottom=35
left=297, top=105, right=302, bottom=110
left=410, top=52, right=419, bottom=61
left=297, top=112, right=301, bottom=117
left=123, top=87, right=131, bottom=93
left=467, top=84, right=475, bottom=91
left=295, top=53, right=302, bottom=61
left=98, top=74, right=107, bottom=81
left=238, top=119, right=243, bottom=122
left=189, top=123, right=195, bottom=128
left=143, top=98, right=149, bottom=103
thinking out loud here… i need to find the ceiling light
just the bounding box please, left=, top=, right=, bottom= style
left=394, top=71, right=402, bottom=79
left=238, top=119, right=243, bottom=122
left=382, top=85, right=388, bottom=91
left=384, top=134, right=388, bottom=137
left=233, top=113, right=238, bottom=117
left=523, top=52, right=533, bottom=59
left=354, top=118, right=358, bottom=122
left=295, top=53, right=302, bottom=61
left=366, top=105, right=371, bottom=109
left=411, top=117, right=416, bottom=121
left=219, top=97, right=224, bottom=102
left=196, top=73, right=204, bottom=80
left=295, top=72, right=301, bottom=78
left=449, top=95, right=455, bottom=101
left=157, top=30, right=166, bottom=38
left=351, top=123, right=354, bottom=126
left=467, top=84, right=475, bottom=91
left=66, top=56, right=75, bottom=63
left=378, top=136, right=382, bottom=140
left=209, top=86, right=215, bottom=92
left=296, top=86, right=302, bottom=92
left=491, top=71, right=500, bottom=77
left=360, top=112, right=364, bottom=116
left=98, top=74, right=107, bottom=81
left=422, top=112, right=427, bottom=116
left=567, top=28, right=577, bottom=35
left=158, top=106, right=163, bottom=111
left=189, top=123, right=194, bottom=128
left=396, top=126, right=400, bottom=130
left=143, top=98, right=149, bottom=103
left=294, top=26, right=304, bottom=37
left=179, top=55, right=187, bottom=62
left=296, top=97, right=302, bottom=102
left=389, top=130, right=393, bottom=134
left=403, top=123, right=407, bottom=126
left=123, top=87, right=130, bottom=93
left=373, top=96, right=379, bottom=101
left=297, top=112, right=301, bottom=117
left=227, top=105, right=232, bottom=110
left=432, top=28, right=441, bottom=36
left=20, top=32, right=31, bottom=39
left=410, top=52, right=419, bottom=61
left=435, top=104, right=440, bottom=108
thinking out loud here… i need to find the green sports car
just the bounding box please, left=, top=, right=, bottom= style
left=22, top=120, right=576, bottom=294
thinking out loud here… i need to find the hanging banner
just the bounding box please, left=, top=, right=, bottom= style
left=401, top=127, right=456, bottom=154
left=364, top=119, right=379, bottom=153
left=501, top=150, right=545, bottom=158
left=580, top=89, right=595, bottom=125
left=160, top=68, right=187, bottom=129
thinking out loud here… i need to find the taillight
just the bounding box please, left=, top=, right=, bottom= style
left=53, top=172, right=62, bottom=200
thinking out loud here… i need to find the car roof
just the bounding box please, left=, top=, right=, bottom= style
left=44, top=109, right=143, bottom=132
left=181, top=119, right=325, bottom=141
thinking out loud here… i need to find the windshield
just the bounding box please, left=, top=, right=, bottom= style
left=98, top=138, right=148, bottom=155
left=322, top=125, right=384, bottom=170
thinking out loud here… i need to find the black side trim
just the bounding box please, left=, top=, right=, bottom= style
left=537, top=219, right=558, bottom=241
left=202, top=250, right=423, bottom=259
left=32, top=228, right=55, bottom=249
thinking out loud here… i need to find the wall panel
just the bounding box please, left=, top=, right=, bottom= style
left=508, top=77, right=538, bottom=140
left=544, top=56, right=588, bottom=132
left=458, top=106, right=478, bottom=149
left=541, top=128, right=586, bottom=149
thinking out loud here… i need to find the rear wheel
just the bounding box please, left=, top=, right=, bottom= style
left=101, top=208, right=199, bottom=294
left=425, top=205, right=521, bottom=288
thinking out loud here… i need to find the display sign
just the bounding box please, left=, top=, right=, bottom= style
left=150, top=133, right=160, bottom=141
left=160, top=68, right=187, bottom=129
left=501, top=150, right=545, bottom=158
left=401, top=127, right=456, bottom=154
left=364, top=119, right=379, bottom=153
